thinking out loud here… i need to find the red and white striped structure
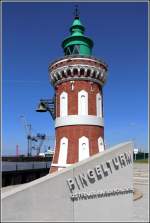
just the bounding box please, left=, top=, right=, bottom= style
left=49, top=16, right=108, bottom=173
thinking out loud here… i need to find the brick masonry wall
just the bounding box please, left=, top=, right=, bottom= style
left=50, top=58, right=105, bottom=173
left=50, top=125, right=104, bottom=173
left=56, top=80, right=103, bottom=117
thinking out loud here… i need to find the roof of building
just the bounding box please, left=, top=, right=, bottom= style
left=62, top=15, right=93, bottom=56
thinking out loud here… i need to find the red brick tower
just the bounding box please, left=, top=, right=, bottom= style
left=49, top=14, right=108, bottom=173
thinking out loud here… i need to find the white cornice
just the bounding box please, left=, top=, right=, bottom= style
left=49, top=64, right=107, bottom=87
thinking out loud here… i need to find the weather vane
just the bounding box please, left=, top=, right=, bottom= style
left=74, top=5, right=80, bottom=18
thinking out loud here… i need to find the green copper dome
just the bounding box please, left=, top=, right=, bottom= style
left=62, top=16, right=94, bottom=56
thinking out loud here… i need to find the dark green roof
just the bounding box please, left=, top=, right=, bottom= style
left=62, top=16, right=94, bottom=56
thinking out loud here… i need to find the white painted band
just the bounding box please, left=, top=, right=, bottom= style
left=55, top=115, right=104, bottom=128
left=51, top=163, right=72, bottom=168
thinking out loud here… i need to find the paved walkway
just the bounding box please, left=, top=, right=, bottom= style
left=133, top=163, right=149, bottom=222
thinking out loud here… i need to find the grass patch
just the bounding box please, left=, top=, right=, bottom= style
left=134, top=159, right=149, bottom=163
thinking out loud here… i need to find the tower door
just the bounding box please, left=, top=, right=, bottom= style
left=58, top=137, right=68, bottom=170
left=98, top=137, right=104, bottom=152
left=79, top=136, right=89, bottom=161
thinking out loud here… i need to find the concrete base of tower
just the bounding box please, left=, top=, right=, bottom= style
left=2, top=141, right=133, bottom=222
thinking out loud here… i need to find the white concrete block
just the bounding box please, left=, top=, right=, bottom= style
left=2, top=141, right=133, bottom=222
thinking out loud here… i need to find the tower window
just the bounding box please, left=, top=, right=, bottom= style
left=60, top=91, right=68, bottom=117
left=65, top=47, right=72, bottom=55
left=79, top=136, right=89, bottom=161
left=65, top=45, right=80, bottom=55
left=58, top=137, right=68, bottom=170
left=98, top=137, right=104, bottom=152
left=78, top=90, right=88, bottom=115
left=96, top=92, right=102, bottom=117
left=72, top=45, right=80, bottom=54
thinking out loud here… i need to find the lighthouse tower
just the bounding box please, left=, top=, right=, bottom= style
left=49, top=13, right=108, bottom=173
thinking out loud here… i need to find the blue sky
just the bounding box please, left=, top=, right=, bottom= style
left=2, top=2, right=148, bottom=155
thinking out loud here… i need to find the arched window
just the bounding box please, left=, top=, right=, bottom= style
left=78, top=90, right=88, bottom=115
left=72, top=45, right=80, bottom=54
left=96, top=92, right=102, bottom=117
left=60, top=92, right=68, bottom=117
left=65, top=47, right=71, bottom=55
left=98, top=136, right=104, bottom=152
left=58, top=137, right=68, bottom=170
left=79, top=136, right=89, bottom=161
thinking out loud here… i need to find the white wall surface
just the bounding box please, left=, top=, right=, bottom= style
left=58, top=137, right=68, bottom=170
left=2, top=142, right=133, bottom=222
left=78, top=90, right=88, bottom=115
left=60, top=91, right=68, bottom=117
left=78, top=136, right=89, bottom=161
left=98, top=136, right=104, bottom=152
left=96, top=92, right=102, bottom=117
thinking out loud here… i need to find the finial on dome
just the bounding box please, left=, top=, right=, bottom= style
left=62, top=6, right=93, bottom=56
left=74, top=5, right=80, bottom=19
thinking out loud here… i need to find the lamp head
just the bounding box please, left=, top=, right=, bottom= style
left=36, top=102, right=47, bottom=112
